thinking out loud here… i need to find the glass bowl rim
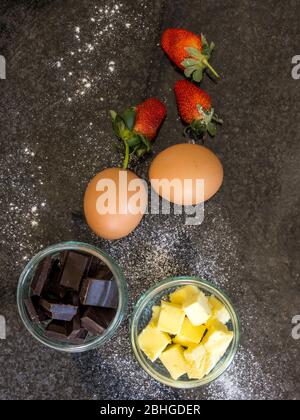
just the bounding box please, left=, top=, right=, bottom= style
left=17, top=241, right=128, bottom=353
left=130, top=276, right=240, bottom=389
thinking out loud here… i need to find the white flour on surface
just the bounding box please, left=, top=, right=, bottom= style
left=52, top=1, right=150, bottom=103
left=203, top=346, right=280, bottom=400
left=1, top=145, right=47, bottom=264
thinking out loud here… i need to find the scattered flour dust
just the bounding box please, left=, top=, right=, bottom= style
left=204, top=346, right=280, bottom=400
left=1, top=145, right=47, bottom=265
left=52, top=2, right=143, bottom=103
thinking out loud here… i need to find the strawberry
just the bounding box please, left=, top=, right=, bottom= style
left=110, top=98, right=166, bottom=169
left=174, top=80, right=223, bottom=137
left=134, top=98, right=167, bottom=141
left=161, top=28, right=219, bottom=82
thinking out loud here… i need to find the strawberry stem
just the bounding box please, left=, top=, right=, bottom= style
left=202, top=58, right=220, bottom=79
left=122, top=138, right=130, bottom=170
left=212, top=115, right=223, bottom=124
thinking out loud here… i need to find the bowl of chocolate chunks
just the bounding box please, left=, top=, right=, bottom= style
left=17, top=242, right=128, bottom=352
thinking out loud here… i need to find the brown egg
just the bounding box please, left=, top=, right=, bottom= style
left=84, top=168, right=147, bottom=240
left=149, top=143, right=223, bottom=205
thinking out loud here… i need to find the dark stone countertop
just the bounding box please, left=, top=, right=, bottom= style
left=0, top=0, right=299, bottom=400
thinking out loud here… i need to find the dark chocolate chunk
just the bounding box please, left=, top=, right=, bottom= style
left=59, top=251, right=69, bottom=268
left=40, top=298, right=78, bottom=321
left=81, top=307, right=116, bottom=335
left=80, top=278, right=118, bottom=308
left=31, top=256, right=52, bottom=296
left=88, top=258, right=112, bottom=280
left=24, top=298, right=39, bottom=322
left=68, top=327, right=88, bottom=344
left=59, top=251, right=91, bottom=291
left=24, top=296, right=49, bottom=323
left=43, top=259, right=67, bottom=299
left=67, top=315, right=81, bottom=339
left=45, top=316, right=86, bottom=343
left=45, top=320, right=73, bottom=340
left=64, top=290, right=80, bottom=306
left=95, top=266, right=113, bottom=281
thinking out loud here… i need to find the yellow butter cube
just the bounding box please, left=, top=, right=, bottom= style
left=157, top=301, right=185, bottom=335
left=203, top=353, right=221, bottom=375
left=149, top=305, right=161, bottom=326
left=138, top=324, right=171, bottom=362
left=202, top=320, right=233, bottom=354
left=187, top=362, right=206, bottom=380
left=183, top=291, right=212, bottom=326
left=185, top=344, right=207, bottom=379
left=184, top=343, right=207, bottom=367
left=173, top=318, right=206, bottom=347
left=159, top=344, right=189, bottom=380
left=209, top=295, right=231, bottom=324
left=169, top=285, right=200, bottom=305
left=202, top=320, right=233, bottom=373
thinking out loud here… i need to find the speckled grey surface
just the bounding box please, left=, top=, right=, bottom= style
left=0, top=0, right=299, bottom=400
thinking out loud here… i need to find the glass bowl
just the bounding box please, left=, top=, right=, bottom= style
left=17, top=241, right=128, bottom=353
left=131, top=276, right=240, bottom=388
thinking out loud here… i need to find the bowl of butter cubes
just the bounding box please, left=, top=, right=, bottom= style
left=131, top=276, right=240, bottom=388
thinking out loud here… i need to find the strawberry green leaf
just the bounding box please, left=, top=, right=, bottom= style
left=207, top=122, right=217, bottom=136
left=201, top=35, right=214, bottom=57
left=136, top=145, right=148, bottom=157
left=193, top=68, right=204, bottom=82
left=184, top=66, right=199, bottom=78
left=184, top=68, right=194, bottom=78
left=115, top=115, right=126, bottom=130
left=188, top=120, right=208, bottom=139
left=196, top=104, right=206, bottom=118
left=122, top=107, right=136, bottom=131
left=110, top=110, right=117, bottom=121
left=185, top=47, right=202, bottom=59
left=212, top=114, right=224, bottom=124
left=201, top=33, right=208, bottom=46
left=202, top=45, right=211, bottom=57
left=139, top=134, right=151, bottom=152
left=127, top=134, right=141, bottom=147
left=194, top=120, right=207, bottom=133
left=181, top=58, right=200, bottom=67
left=114, top=115, right=127, bottom=138
left=130, top=144, right=140, bottom=155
